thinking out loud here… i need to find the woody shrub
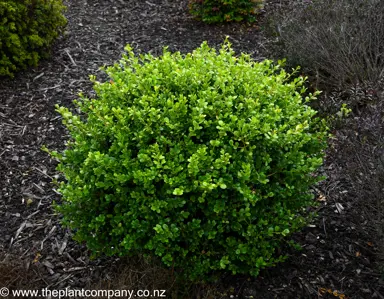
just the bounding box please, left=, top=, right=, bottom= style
left=188, top=0, right=264, bottom=23
left=49, top=41, right=328, bottom=281
left=271, top=0, right=384, bottom=91
left=0, top=0, right=67, bottom=77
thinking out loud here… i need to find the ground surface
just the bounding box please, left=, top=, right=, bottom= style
left=0, top=0, right=383, bottom=298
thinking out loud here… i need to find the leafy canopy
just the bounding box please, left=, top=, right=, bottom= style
left=0, top=0, right=67, bottom=77
left=48, top=40, right=328, bottom=281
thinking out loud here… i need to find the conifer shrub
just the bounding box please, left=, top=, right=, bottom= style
left=188, top=0, right=264, bottom=23
left=0, top=0, right=67, bottom=77
left=49, top=41, right=328, bottom=281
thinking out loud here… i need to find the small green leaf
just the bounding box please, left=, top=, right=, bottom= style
left=173, top=188, right=184, bottom=196
left=282, top=229, right=290, bottom=236
left=219, top=183, right=227, bottom=189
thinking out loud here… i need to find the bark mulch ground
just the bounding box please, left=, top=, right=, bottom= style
left=0, top=0, right=383, bottom=298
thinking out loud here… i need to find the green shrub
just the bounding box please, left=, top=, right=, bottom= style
left=188, top=0, right=264, bottom=23
left=0, top=0, right=67, bottom=77
left=48, top=41, right=328, bottom=281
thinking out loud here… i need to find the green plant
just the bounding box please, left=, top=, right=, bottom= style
left=336, top=103, right=352, bottom=119
left=47, top=40, right=328, bottom=282
left=188, top=0, right=264, bottom=23
left=0, top=0, right=67, bottom=77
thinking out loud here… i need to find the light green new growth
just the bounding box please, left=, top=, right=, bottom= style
left=48, top=39, right=328, bottom=282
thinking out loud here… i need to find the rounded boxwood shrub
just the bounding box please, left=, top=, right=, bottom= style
left=49, top=41, right=328, bottom=281
left=0, top=0, right=67, bottom=77
left=188, top=0, right=264, bottom=23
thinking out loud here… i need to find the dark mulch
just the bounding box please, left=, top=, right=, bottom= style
left=0, top=0, right=383, bottom=298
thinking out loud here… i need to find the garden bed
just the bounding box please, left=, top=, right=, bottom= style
left=0, top=0, right=383, bottom=298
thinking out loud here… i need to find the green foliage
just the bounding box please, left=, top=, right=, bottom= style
left=48, top=40, right=328, bottom=282
left=188, top=0, right=264, bottom=23
left=0, top=0, right=67, bottom=77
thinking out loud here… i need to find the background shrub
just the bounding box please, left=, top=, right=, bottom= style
left=269, top=0, right=384, bottom=92
left=188, top=0, right=264, bottom=23
left=0, top=0, right=67, bottom=77
left=49, top=41, right=328, bottom=282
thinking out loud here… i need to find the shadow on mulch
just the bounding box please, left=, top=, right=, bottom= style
left=0, top=253, right=46, bottom=298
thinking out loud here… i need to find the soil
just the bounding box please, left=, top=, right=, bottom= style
left=0, top=0, right=383, bottom=298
